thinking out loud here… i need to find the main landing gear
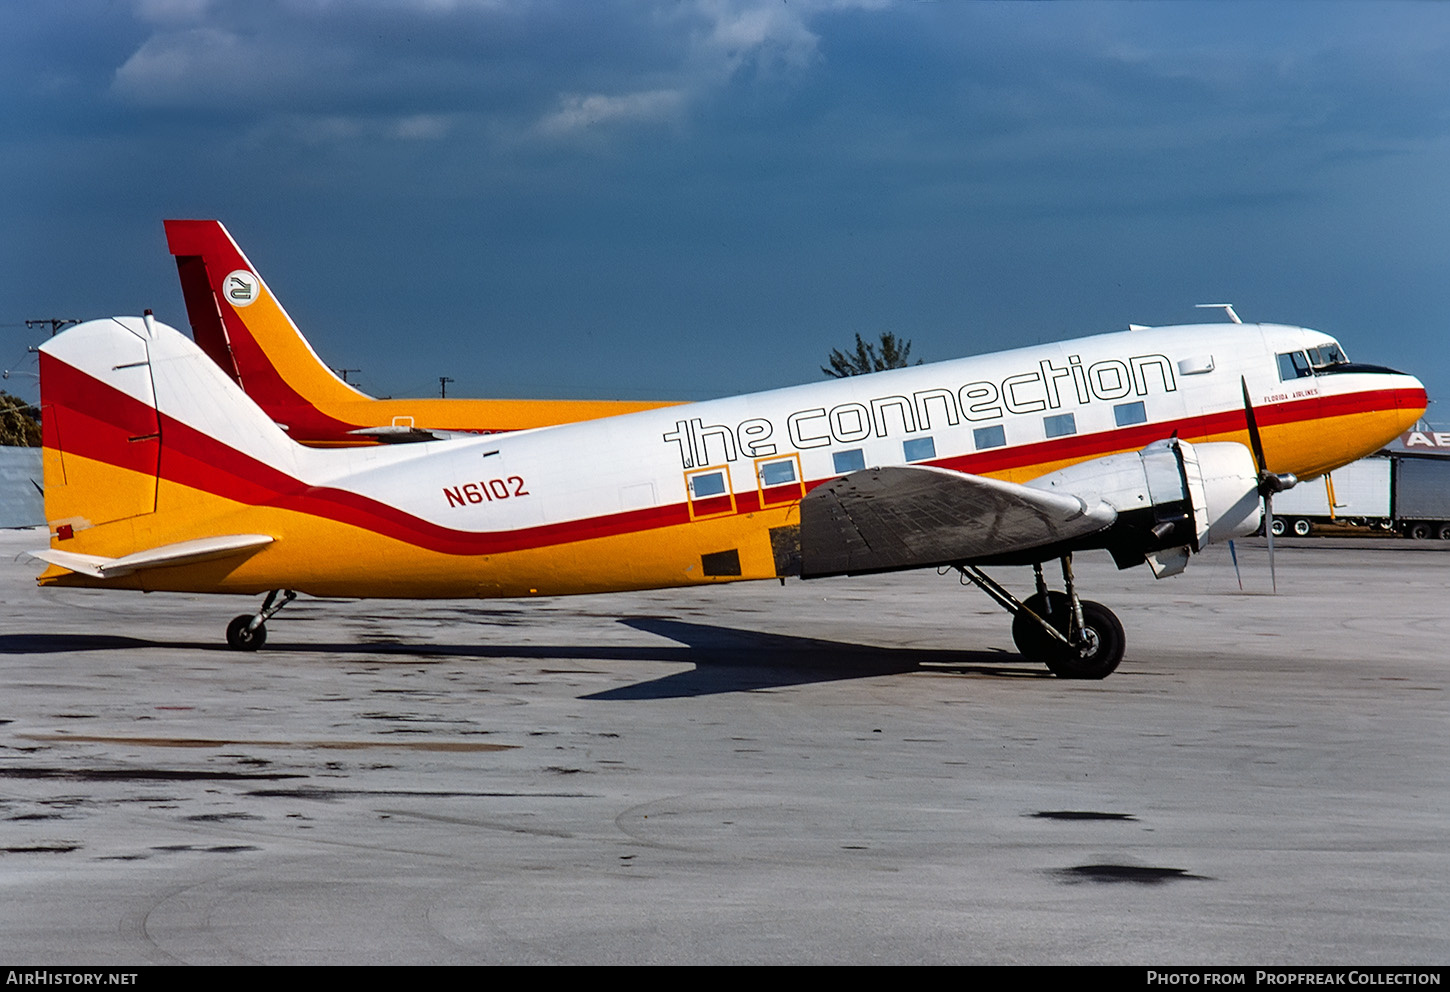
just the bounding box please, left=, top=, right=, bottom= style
left=226, top=589, right=296, bottom=651
left=954, top=554, right=1126, bottom=679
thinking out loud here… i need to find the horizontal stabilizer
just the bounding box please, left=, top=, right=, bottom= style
left=345, top=426, right=478, bottom=443
left=800, top=465, right=1115, bottom=578
left=31, top=534, right=274, bottom=579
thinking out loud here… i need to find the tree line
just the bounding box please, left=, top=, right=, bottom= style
left=1, top=393, right=40, bottom=447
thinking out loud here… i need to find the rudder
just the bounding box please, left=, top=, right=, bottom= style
left=41, top=317, right=160, bottom=534
left=164, top=219, right=366, bottom=438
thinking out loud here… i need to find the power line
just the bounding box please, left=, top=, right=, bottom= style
left=24, top=318, right=81, bottom=336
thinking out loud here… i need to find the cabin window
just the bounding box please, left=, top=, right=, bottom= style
left=1278, top=351, right=1313, bottom=381
left=685, top=466, right=736, bottom=519
left=759, top=459, right=797, bottom=487
left=903, top=437, right=936, bottom=462
left=756, top=454, right=805, bottom=506
left=973, top=425, right=1005, bottom=450
left=690, top=471, right=727, bottom=498
left=833, top=449, right=866, bottom=474
left=1044, top=413, right=1077, bottom=438
left=1114, top=401, right=1147, bottom=427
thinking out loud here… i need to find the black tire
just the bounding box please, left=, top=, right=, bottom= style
left=1269, top=517, right=1287, bottom=537
left=1437, top=523, right=1450, bottom=541
left=1292, top=518, right=1312, bottom=537
left=1011, top=591, right=1070, bottom=658
left=1012, top=593, right=1126, bottom=679
left=1408, top=522, right=1433, bottom=541
left=226, top=614, right=266, bottom=651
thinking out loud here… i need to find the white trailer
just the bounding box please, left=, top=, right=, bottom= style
left=1269, top=456, right=1392, bottom=536
left=1268, top=452, right=1450, bottom=538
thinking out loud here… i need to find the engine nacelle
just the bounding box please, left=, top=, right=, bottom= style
left=1028, top=439, right=1261, bottom=573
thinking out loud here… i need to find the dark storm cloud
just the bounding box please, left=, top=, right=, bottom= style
left=2, top=1, right=1447, bottom=407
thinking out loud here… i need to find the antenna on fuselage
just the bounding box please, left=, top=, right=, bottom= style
left=1195, top=303, right=1242, bottom=324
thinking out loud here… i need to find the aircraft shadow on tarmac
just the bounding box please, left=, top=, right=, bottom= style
left=591, top=618, right=1046, bottom=698
left=0, top=620, right=1045, bottom=698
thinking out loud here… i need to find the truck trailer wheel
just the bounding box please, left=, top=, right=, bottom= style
left=1407, top=522, right=1433, bottom=540
left=1292, top=518, right=1312, bottom=537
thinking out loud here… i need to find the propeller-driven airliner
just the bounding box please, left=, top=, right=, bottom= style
left=164, top=219, right=679, bottom=445
left=30, top=290, right=1425, bottom=678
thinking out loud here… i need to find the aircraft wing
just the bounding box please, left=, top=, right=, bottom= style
left=800, top=465, right=1115, bottom=578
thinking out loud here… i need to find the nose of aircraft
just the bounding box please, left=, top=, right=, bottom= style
left=1326, top=361, right=1428, bottom=429
left=1270, top=362, right=1429, bottom=482
left=1395, top=369, right=1429, bottom=428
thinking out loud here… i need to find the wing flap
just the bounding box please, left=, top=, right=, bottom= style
left=31, top=534, right=274, bottom=579
left=800, top=465, right=1114, bottom=578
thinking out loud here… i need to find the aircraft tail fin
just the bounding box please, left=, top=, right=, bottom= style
left=39, top=314, right=305, bottom=553
left=164, top=219, right=368, bottom=438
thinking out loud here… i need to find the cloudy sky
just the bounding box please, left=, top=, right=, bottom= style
left=3, top=0, right=1448, bottom=414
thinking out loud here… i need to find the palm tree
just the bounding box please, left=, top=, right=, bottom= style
left=822, top=332, right=921, bottom=378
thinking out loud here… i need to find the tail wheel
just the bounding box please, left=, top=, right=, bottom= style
left=226, top=615, right=266, bottom=651
left=1012, top=593, right=1125, bottom=680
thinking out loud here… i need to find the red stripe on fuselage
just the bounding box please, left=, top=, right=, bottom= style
left=44, top=353, right=1422, bottom=556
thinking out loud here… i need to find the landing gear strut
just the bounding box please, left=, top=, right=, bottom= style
left=226, top=589, right=295, bottom=651
left=954, top=555, right=1125, bottom=679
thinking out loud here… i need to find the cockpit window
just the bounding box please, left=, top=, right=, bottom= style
left=1307, top=343, right=1348, bottom=369
left=1277, top=351, right=1312, bottom=381
left=1279, top=343, right=1351, bottom=381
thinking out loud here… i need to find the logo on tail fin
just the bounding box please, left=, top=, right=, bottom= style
left=224, top=269, right=259, bottom=306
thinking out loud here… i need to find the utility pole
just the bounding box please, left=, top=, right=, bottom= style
left=334, top=368, right=360, bottom=384
left=26, top=319, right=80, bottom=336
left=439, top=376, right=454, bottom=399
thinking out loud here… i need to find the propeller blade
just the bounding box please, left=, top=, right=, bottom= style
left=1264, top=493, right=1277, bottom=595
left=1243, top=375, right=1279, bottom=592
left=1241, top=376, right=1268, bottom=476
left=1228, top=539, right=1243, bottom=591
